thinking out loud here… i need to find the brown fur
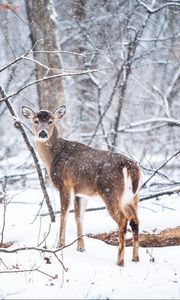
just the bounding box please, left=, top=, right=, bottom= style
left=22, top=105, right=142, bottom=266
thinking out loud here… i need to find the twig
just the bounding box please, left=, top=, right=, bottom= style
left=0, top=20, right=16, bottom=60
left=146, top=248, right=155, bottom=263
left=140, top=185, right=180, bottom=201
left=142, top=149, right=180, bottom=188
left=0, top=49, right=90, bottom=74
left=88, top=68, right=122, bottom=145
left=37, top=223, right=52, bottom=247
left=0, top=4, right=28, bottom=25
left=0, top=67, right=110, bottom=103
left=0, top=245, right=67, bottom=271
left=0, top=194, right=7, bottom=244
left=136, top=0, right=180, bottom=13
left=0, top=266, right=57, bottom=280
left=40, top=206, right=106, bottom=217
left=117, top=117, right=180, bottom=133
left=0, top=235, right=85, bottom=272
left=0, top=170, right=37, bottom=181
left=152, top=202, right=175, bottom=211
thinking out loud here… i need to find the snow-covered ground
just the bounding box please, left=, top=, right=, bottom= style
left=0, top=187, right=180, bottom=299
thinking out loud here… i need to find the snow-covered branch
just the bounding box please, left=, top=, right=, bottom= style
left=117, top=117, right=180, bottom=133
left=143, top=149, right=180, bottom=187
left=140, top=185, right=180, bottom=201
left=0, top=67, right=110, bottom=103
left=136, top=0, right=180, bottom=13
left=0, top=48, right=90, bottom=74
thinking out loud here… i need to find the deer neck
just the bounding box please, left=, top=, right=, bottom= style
left=35, top=126, right=59, bottom=176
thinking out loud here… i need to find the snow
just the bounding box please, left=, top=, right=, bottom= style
left=0, top=188, right=180, bottom=299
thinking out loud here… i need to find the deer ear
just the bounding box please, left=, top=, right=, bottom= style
left=54, top=105, right=66, bottom=119
left=21, top=106, right=34, bottom=119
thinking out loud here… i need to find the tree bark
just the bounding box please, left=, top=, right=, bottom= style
left=26, top=0, right=65, bottom=114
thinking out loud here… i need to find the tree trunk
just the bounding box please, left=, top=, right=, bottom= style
left=26, top=0, right=65, bottom=114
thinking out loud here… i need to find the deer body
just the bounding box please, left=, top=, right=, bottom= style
left=22, top=105, right=142, bottom=266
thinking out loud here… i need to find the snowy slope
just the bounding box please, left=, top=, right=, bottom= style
left=0, top=188, right=180, bottom=299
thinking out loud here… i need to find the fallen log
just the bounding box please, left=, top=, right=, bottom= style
left=88, top=227, right=180, bottom=247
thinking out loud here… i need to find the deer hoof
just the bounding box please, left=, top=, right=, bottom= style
left=132, top=256, right=139, bottom=262
left=57, top=242, right=65, bottom=249
left=117, top=260, right=124, bottom=267
left=77, top=246, right=86, bottom=252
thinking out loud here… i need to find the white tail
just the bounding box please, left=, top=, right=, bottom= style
left=122, top=167, right=134, bottom=206
left=22, top=105, right=142, bottom=266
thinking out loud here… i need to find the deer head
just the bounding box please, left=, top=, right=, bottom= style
left=22, top=105, right=66, bottom=142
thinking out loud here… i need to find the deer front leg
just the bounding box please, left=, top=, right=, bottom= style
left=74, top=196, right=86, bottom=252
left=58, top=188, right=70, bottom=248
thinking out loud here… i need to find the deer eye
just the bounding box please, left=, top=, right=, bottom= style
left=48, top=120, right=53, bottom=125
left=34, top=119, right=39, bottom=125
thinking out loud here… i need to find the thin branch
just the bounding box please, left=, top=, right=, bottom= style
left=0, top=170, right=37, bottom=182
left=0, top=195, right=7, bottom=244
left=32, top=50, right=88, bottom=57
left=152, top=202, right=175, bottom=211
left=0, top=86, right=55, bottom=223
left=165, top=67, right=180, bottom=102
left=0, top=67, right=110, bottom=103
left=0, top=245, right=67, bottom=271
left=152, top=85, right=171, bottom=118
left=138, top=32, right=180, bottom=42
left=0, top=236, right=86, bottom=272
left=88, top=72, right=111, bottom=148
left=136, top=0, right=180, bottom=13
left=40, top=206, right=106, bottom=217
left=117, top=117, right=180, bottom=133
left=0, top=20, right=16, bottom=60
left=37, top=224, right=52, bottom=247
left=11, top=116, right=33, bottom=135
left=140, top=165, right=176, bottom=184
left=0, top=266, right=57, bottom=280
left=22, top=56, right=61, bottom=72
left=88, top=68, right=122, bottom=145
left=0, top=50, right=30, bottom=73
left=0, top=4, right=29, bottom=25
left=140, top=185, right=180, bottom=201
left=0, top=49, right=86, bottom=74
left=119, top=123, right=168, bottom=133
left=142, top=149, right=180, bottom=188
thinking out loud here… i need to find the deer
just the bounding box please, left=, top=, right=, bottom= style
left=22, top=105, right=142, bottom=266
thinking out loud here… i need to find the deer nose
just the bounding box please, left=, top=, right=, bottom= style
left=39, top=130, right=48, bottom=139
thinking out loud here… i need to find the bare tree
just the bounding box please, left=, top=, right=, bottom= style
left=26, top=0, right=66, bottom=116
left=0, top=0, right=179, bottom=206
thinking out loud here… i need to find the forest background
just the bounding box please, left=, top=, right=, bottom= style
left=0, top=0, right=180, bottom=298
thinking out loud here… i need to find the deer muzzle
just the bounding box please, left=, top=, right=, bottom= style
left=38, top=130, right=48, bottom=140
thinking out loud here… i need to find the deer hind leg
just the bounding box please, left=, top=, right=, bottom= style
left=58, top=188, right=71, bottom=248
left=123, top=200, right=139, bottom=262
left=105, top=208, right=128, bottom=267
left=117, top=214, right=128, bottom=266
left=130, top=218, right=139, bottom=262
left=129, top=195, right=139, bottom=262
left=74, top=196, right=86, bottom=252
left=100, top=193, right=128, bottom=266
